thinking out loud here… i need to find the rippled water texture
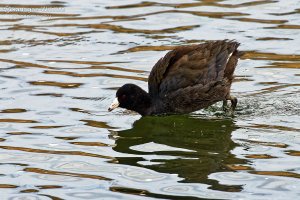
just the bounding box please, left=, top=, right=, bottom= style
left=0, top=0, right=299, bottom=199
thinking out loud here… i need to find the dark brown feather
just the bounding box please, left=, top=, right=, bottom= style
left=149, top=40, right=240, bottom=96
left=148, top=40, right=241, bottom=114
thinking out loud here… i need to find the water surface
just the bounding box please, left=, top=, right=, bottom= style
left=0, top=0, right=299, bottom=199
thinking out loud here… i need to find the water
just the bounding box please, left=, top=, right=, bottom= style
left=0, top=0, right=299, bottom=199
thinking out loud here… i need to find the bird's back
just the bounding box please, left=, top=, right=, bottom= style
left=148, top=40, right=241, bottom=114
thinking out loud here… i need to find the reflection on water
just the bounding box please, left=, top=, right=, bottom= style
left=115, top=116, right=246, bottom=186
left=0, top=0, right=300, bottom=199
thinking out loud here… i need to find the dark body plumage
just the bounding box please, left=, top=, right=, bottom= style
left=109, top=40, right=241, bottom=116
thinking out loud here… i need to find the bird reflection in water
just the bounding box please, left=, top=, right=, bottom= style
left=113, top=115, right=247, bottom=191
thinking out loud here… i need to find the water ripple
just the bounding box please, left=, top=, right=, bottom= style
left=0, top=0, right=299, bottom=199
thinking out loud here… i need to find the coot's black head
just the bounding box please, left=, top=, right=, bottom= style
left=108, top=84, right=151, bottom=115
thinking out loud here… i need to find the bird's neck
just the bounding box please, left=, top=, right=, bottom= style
left=134, top=91, right=152, bottom=116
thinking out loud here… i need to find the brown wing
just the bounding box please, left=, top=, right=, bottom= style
left=165, top=81, right=229, bottom=113
left=148, top=40, right=240, bottom=99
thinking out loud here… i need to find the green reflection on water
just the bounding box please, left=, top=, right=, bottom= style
left=114, top=115, right=247, bottom=191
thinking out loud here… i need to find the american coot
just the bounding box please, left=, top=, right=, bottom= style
left=108, top=40, right=242, bottom=116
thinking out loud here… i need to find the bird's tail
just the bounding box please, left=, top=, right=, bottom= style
left=224, top=42, right=242, bottom=81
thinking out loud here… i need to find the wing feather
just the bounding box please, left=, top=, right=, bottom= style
left=148, top=40, right=240, bottom=102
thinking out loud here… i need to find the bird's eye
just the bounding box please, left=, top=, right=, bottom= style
left=121, top=94, right=126, bottom=99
